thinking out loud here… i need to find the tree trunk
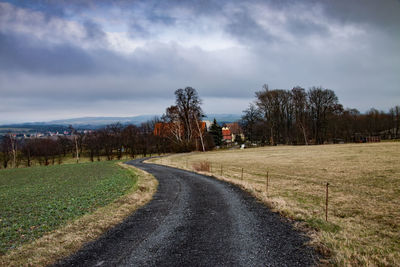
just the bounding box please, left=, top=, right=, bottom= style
left=300, top=123, right=308, bottom=145
left=74, top=135, right=79, bottom=163
left=195, top=119, right=205, bottom=152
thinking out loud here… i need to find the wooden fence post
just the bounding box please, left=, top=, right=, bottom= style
left=241, top=168, right=244, bottom=180
left=266, top=171, right=269, bottom=197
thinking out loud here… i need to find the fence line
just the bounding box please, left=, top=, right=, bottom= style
left=183, top=159, right=332, bottom=222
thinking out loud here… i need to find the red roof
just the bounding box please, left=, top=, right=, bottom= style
left=226, top=122, right=243, bottom=135
left=222, top=128, right=232, bottom=140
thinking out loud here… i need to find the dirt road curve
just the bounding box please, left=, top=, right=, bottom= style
left=54, top=158, right=318, bottom=266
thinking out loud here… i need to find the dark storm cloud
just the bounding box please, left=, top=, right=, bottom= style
left=320, top=0, right=400, bottom=29
left=0, top=32, right=96, bottom=74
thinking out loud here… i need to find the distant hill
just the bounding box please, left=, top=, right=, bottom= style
left=0, top=114, right=242, bottom=131
left=0, top=124, right=69, bottom=136
left=204, top=114, right=242, bottom=124
left=48, top=115, right=159, bottom=127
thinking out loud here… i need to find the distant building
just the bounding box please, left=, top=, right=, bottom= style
left=222, top=127, right=232, bottom=142
left=225, top=122, right=245, bottom=142
left=354, top=134, right=381, bottom=143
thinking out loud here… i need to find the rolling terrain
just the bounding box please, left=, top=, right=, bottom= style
left=150, top=142, right=400, bottom=265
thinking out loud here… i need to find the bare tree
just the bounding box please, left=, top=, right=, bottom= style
left=256, top=85, right=291, bottom=145
left=1, top=135, right=11, bottom=168
left=308, top=87, right=338, bottom=144
left=163, top=105, right=184, bottom=145
left=390, top=105, right=400, bottom=138
left=163, top=87, right=205, bottom=151
left=69, top=125, right=79, bottom=163
left=292, top=86, right=309, bottom=145
left=241, top=103, right=262, bottom=142
left=8, top=133, right=17, bottom=168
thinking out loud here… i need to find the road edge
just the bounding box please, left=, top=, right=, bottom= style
left=145, top=158, right=325, bottom=265
left=0, top=162, right=158, bottom=267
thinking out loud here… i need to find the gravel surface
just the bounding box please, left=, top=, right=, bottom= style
left=53, top=158, right=318, bottom=267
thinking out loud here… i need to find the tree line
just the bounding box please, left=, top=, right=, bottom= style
left=0, top=87, right=215, bottom=169
left=0, top=121, right=170, bottom=169
left=241, top=85, right=400, bottom=145
left=1, top=85, right=399, bottom=168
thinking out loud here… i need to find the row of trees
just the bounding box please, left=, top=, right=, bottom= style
left=0, top=122, right=170, bottom=169
left=0, top=87, right=216, bottom=169
left=241, top=85, right=400, bottom=145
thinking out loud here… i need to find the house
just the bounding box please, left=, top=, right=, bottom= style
left=225, top=122, right=245, bottom=142
left=222, top=127, right=232, bottom=142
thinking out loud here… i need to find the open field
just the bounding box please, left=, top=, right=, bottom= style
left=0, top=161, right=136, bottom=254
left=0, top=163, right=157, bottom=266
left=149, top=142, right=400, bottom=266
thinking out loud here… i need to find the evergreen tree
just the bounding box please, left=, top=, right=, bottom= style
left=209, top=118, right=222, bottom=146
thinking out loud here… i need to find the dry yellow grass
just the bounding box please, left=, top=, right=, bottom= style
left=0, top=163, right=158, bottom=267
left=149, top=143, right=400, bottom=266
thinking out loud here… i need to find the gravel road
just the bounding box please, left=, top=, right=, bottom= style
left=53, top=158, right=318, bottom=266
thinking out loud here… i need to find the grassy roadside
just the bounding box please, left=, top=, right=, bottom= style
left=148, top=143, right=400, bottom=266
left=4, top=153, right=167, bottom=169
left=0, top=162, right=158, bottom=266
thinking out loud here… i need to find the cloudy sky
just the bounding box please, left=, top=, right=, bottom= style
left=0, top=0, right=399, bottom=124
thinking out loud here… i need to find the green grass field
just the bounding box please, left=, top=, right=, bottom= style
left=0, top=161, right=137, bottom=254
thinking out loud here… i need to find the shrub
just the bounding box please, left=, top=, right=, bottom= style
left=192, top=161, right=210, bottom=172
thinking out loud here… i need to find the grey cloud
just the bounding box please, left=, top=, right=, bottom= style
left=314, top=0, right=400, bottom=44
left=285, top=17, right=328, bottom=37
left=0, top=24, right=258, bottom=94
left=129, top=21, right=152, bottom=39
left=83, top=20, right=106, bottom=41
left=1, top=0, right=67, bottom=18
left=0, top=0, right=399, bottom=123
left=225, top=9, right=275, bottom=43
left=320, top=0, right=400, bottom=27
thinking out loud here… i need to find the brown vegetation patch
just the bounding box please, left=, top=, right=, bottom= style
left=192, top=161, right=210, bottom=172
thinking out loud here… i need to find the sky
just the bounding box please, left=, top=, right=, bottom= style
left=0, top=0, right=399, bottom=124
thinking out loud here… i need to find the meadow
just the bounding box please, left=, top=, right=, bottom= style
left=149, top=142, right=400, bottom=266
left=0, top=161, right=136, bottom=254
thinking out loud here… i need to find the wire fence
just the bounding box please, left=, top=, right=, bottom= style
left=178, top=159, right=332, bottom=222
